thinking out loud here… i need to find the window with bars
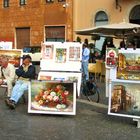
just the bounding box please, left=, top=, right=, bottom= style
left=20, top=0, right=26, bottom=5
left=3, top=0, right=9, bottom=8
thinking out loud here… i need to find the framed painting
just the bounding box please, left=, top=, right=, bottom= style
left=28, top=80, right=76, bottom=115
left=41, top=43, right=54, bottom=60
left=38, top=71, right=82, bottom=97
left=0, top=49, right=22, bottom=67
left=106, top=48, right=118, bottom=68
left=117, top=48, right=140, bottom=80
left=108, top=80, right=140, bottom=119
left=55, top=48, right=67, bottom=63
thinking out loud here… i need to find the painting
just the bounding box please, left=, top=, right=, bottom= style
left=0, top=49, right=22, bottom=67
left=41, top=43, right=54, bottom=60
left=28, top=80, right=76, bottom=115
left=69, top=46, right=81, bottom=61
left=108, top=80, right=140, bottom=119
left=38, top=71, right=82, bottom=97
left=106, top=48, right=118, bottom=68
left=117, top=49, right=140, bottom=80
left=55, top=48, right=67, bottom=63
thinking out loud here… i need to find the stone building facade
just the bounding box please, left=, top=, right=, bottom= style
left=0, top=0, right=73, bottom=49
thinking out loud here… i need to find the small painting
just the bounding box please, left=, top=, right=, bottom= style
left=69, top=46, right=81, bottom=61
left=41, top=44, right=53, bottom=59
left=55, top=48, right=66, bottom=63
left=106, top=48, right=118, bottom=68
left=108, top=80, right=140, bottom=119
left=28, top=80, right=76, bottom=115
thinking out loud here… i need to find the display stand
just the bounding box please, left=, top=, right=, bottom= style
left=39, top=42, right=82, bottom=96
left=107, top=48, right=140, bottom=128
left=27, top=41, right=83, bottom=115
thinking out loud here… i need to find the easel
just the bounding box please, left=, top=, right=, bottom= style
left=133, top=118, right=140, bottom=128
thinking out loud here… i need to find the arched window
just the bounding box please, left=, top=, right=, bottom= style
left=129, top=5, right=140, bottom=24
left=94, top=11, right=108, bottom=50
left=95, top=11, right=108, bottom=26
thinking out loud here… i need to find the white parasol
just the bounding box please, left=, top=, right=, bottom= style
left=76, top=21, right=140, bottom=39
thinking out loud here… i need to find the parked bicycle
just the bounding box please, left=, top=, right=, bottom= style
left=81, top=75, right=100, bottom=103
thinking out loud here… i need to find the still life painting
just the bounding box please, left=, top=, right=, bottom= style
left=28, top=80, right=76, bottom=115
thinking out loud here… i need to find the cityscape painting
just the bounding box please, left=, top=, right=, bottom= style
left=117, top=49, right=140, bottom=80
left=28, top=80, right=76, bottom=115
left=108, top=80, right=140, bottom=119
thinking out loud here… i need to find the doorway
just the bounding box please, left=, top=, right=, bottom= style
left=16, top=27, right=30, bottom=49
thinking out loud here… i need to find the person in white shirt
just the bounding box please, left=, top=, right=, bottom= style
left=82, top=43, right=90, bottom=80
left=0, top=56, right=16, bottom=98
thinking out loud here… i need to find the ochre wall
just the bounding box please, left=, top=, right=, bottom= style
left=73, top=0, right=140, bottom=42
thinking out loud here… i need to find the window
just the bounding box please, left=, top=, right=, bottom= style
left=94, top=11, right=108, bottom=51
left=3, top=0, right=9, bottom=8
left=45, top=26, right=65, bottom=42
left=58, top=0, right=66, bottom=2
left=95, top=11, right=108, bottom=26
left=46, top=0, right=54, bottom=3
left=20, top=0, right=26, bottom=5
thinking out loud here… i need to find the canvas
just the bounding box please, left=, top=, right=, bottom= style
left=28, top=80, right=76, bottom=115
left=117, top=48, right=140, bottom=80
left=108, top=80, right=140, bottom=119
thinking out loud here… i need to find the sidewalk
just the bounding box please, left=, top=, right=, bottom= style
left=0, top=82, right=140, bottom=140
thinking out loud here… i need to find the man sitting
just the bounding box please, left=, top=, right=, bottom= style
left=5, top=55, right=36, bottom=109
left=0, top=56, right=16, bottom=98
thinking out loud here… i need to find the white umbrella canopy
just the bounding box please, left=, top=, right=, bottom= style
left=76, top=22, right=140, bottom=38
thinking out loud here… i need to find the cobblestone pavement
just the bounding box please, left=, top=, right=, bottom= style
left=0, top=82, right=140, bottom=140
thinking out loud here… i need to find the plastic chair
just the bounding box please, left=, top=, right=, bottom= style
left=88, top=63, right=97, bottom=79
